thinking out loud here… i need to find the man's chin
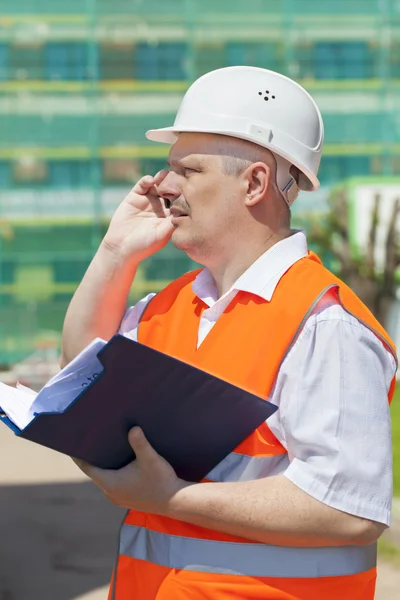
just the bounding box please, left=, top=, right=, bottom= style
left=171, top=229, right=187, bottom=247
left=171, top=230, right=196, bottom=255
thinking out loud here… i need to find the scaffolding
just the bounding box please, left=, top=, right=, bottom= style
left=0, top=0, right=399, bottom=363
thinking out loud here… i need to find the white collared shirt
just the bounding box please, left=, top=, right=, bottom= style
left=120, top=231, right=397, bottom=525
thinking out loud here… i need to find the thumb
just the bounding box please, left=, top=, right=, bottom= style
left=128, top=427, right=158, bottom=462
left=156, top=215, right=174, bottom=237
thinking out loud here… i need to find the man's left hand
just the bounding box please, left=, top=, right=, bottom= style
left=74, top=427, right=189, bottom=515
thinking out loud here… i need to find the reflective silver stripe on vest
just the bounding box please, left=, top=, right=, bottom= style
left=120, top=524, right=376, bottom=578
left=206, top=452, right=289, bottom=482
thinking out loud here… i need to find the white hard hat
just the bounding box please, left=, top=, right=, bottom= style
left=146, top=66, right=324, bottom=206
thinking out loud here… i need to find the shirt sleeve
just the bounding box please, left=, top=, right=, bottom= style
left=118, top=293, right=156, bottom=341
left=268, top=301, right=397, bottom=526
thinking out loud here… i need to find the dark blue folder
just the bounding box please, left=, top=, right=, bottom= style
left=3, top=335, right=277, bottom=482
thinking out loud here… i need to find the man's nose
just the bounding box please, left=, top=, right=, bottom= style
left=156, top=170, right=181, bottom=204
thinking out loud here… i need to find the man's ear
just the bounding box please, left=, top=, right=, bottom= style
left=243, top=163, right=270, bottom=207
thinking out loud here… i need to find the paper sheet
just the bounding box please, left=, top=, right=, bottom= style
left=0, top=382, right=38, bottom=429
left=0, top=337, right=107, bottom=430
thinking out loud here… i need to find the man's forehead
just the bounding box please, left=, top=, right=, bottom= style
left=169, top=132, right=228, bottom=163
left=168, top=148, right=213, bottom=166
left=168, top=152, right=207, bottom=165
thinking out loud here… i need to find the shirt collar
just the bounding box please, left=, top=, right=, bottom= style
left=192, top=231, right=309, bottom=304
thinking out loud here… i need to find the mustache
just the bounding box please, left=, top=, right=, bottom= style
left=165, top=200, right=191, bottom=214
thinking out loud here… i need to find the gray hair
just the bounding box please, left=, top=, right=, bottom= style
left=216, top=136, right=291, bottom=224
left=218, top=138, right=277, bottom=177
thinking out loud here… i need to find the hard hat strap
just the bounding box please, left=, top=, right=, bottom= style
left=273, top=153, right=299, bottom=207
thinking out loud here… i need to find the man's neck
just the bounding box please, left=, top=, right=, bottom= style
left=208, top=230, right=292, bottom=298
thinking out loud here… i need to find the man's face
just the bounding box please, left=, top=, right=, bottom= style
left=156, top=133, right=246, bottom=263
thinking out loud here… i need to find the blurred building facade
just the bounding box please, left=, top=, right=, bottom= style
left=0, top=0, right=399, bottom=363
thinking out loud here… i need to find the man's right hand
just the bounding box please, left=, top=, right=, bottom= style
left=61, top=171, right=174, bottom=365
left=102, top=170, right=174, bottom=264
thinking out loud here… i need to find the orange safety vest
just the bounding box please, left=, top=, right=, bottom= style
left=109, top=252, right=397, bottom=600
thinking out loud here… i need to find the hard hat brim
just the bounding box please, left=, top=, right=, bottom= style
left=146, top=127, right=178, bottom=144
left=146, top=126, right=320, bottom=192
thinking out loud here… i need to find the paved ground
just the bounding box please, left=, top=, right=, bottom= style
left=0, top=426, right=123, bottom=600
left=0, top=424, right=399, bottom=599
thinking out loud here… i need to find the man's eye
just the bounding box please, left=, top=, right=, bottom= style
left=184, top=167, right=199, bottom=174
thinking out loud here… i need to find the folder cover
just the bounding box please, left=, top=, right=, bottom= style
left=2, top=335, right=277, bottom=482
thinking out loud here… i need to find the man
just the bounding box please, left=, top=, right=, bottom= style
left=61, top=67, right=397, bottom=599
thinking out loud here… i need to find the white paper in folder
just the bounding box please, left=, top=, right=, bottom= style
left=0, top=337, right=106, bottom=430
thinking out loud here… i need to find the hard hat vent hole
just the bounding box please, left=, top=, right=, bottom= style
left=258, top=91, right=276, bottom=101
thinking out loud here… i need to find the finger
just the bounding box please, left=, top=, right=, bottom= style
left=147, top=195, right=171, bottom=219
left=72, top=457, right=91, bottom=473
left=153, top=169, right=169, bottom=186
left=132, top=171, right=168, bottom=196
left=152, top=170, right=171, bottom=214
left=72, top=457, right=100, bottom=479
left=72, top=457, right=114, bottom=489
left=128, top=427, right=160, bottom=463
left=131, top=175, right=155, bottom=195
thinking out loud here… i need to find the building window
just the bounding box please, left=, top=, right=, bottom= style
left=9, top=44, right=44, bottom=80
left=0, top=44, right=8, bottom=81
left=12, top=159, right=47, bottom=186
left=55, top=259, right=91, bottom=284
left=313, top=42, right=373, bottom=79
left=0, top=261, right=14, bottom=285
left=102, top=160, right=141, bottom=185
left=392, top=157, right=400, bottom=174
left=226, top=42, right=280, bottom=71
left=291, top=43, right=314, bottom=79
left=100, top=43, right=135, bottom=79
left=370, top=156, right=384, bottom=175
left=135, top=42, right=187, bottom=80
left=196, top=42, right=281, bottom=77
left=14, top=265, right=54, bottom=302
left=141, top=158, right=168, bottom=178
left=324, top=113, right=383, bottom=144
left=0, top=161, right=10, bottom=188
left=390, top=44, right=400, bottom=78
left=45, top=43, right=88, bottom=81
left=49, top=161, right=92, bottom=188
left=195, top=43, right=226, bottom=77
left=318, top=155, right=370, bottom=184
